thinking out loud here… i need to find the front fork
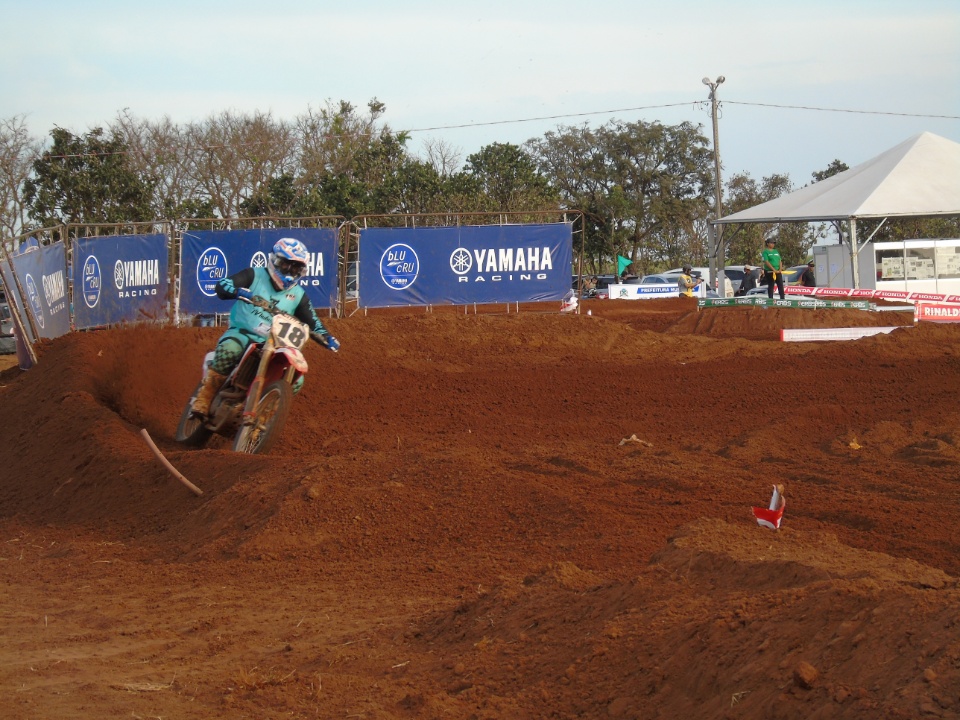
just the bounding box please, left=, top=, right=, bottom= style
left=241, top=337, right=275, bottom=425
left=240, top=339, right=298, bottom=425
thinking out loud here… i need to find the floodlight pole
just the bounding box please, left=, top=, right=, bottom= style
left=703, top=76, right=725, bottom=296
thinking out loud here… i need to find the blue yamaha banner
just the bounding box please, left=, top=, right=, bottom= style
left=72, top=234, right=169, bottom=329
left=358, top=223, right=572, bottom=308
left=0, top=258, right=35, bottom=342
left=10, top=243, right=70, bottom=339
left=179, top=227, right=338, bottom=314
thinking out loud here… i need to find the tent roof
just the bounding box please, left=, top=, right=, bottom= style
left=716, top=132, right=960, bottom=224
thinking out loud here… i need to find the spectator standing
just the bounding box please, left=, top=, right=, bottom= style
left=800, top=261, right=816, bottom=287
left=737, top=265, right=759, bottom=296
left=761, top=239, right=786, bottom=300
left=677, top=265, right=702, bottom=297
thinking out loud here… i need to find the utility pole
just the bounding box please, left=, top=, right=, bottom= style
left=702, top=75, right=725, bottom=296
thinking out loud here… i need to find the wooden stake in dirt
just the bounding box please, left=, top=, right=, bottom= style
left=139, top=429, right=203, bottom=496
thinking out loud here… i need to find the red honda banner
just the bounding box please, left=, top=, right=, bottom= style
left=786, top=287, right=960, bottom=304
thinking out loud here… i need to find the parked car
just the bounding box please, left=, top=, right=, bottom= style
left=571, top=274, right=617, bottom=298
left=598, top=275, right=618, bottom=288
left=661, top=267, right=737, bottom=297
left=0, top=300, right=16, bottom=354
left=638, top=273, right=676, bottom=285
left=723, top=265, right=748, bottom=287
left=345, top=261, right=358, bottom=300
left=643, top=272, right=719, bottom=298
left=728, top=266, right=763, bottom=295
left=744, top=284, right=799, bottom=298
left=662, top=266, right=710, bottom=279
left=784, top=265, right=809, bottom=285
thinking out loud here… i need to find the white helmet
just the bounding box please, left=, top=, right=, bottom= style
left=267, top=238, right=309, bottom=290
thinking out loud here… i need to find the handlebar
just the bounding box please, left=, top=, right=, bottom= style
left=238, top=294, right=337, bottom=351
left=237, top=293, right=278, bottom=313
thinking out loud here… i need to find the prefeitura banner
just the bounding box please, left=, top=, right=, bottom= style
left=72, top=234, right=169, bottom=329
left=358, top=223, right=572, bottom=308
left=180, top=227, right=338, bottom=315
left=9, top=242, right=70, bottom=339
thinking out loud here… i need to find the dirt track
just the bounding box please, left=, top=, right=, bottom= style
left=0, top=297, right=958, bottom=719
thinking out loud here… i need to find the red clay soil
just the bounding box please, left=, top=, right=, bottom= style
left=0, top=297, right=958, bottom=719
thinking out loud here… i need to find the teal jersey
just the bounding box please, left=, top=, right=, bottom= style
left=209, top=266, right=332, bottom=381
left=226, top=267, right=313, bottom=338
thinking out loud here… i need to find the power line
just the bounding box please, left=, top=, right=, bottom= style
left=33, top=99, right=958, bottom=161
left=403, top=102, right=699, bottom=133
left=724, top=100, right=959, bottom=120
left=404, top=100, right=958, bottom=134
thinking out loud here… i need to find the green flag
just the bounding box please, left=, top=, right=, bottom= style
left=617, top=255, right=632, bottom=275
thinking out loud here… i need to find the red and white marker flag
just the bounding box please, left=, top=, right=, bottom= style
left=752, top=484, right=785, bottom=530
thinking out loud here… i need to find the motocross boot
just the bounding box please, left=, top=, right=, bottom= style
left=191, top=368, right=227, bottom=416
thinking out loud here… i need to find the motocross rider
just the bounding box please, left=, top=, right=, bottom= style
left=191, top=237, right=340, bottom=416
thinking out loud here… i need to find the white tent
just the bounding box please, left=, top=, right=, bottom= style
left=713, top=132, right=960, bottom=286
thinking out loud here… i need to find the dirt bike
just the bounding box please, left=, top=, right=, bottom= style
left=175, top=294, right=336, bottom=455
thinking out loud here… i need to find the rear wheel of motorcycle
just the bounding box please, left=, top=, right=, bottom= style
left=175, top=381, right=213, bottom=447
left=232, top=380, right=293, bottom=455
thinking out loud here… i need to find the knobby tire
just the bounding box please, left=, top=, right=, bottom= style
left=232, top=380, right=293, bottom=455
left=175, top=381, right=213, bottom=447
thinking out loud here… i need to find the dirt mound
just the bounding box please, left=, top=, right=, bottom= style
left=667, top=303, right=915, bottom=340
left=411, top=520, right=957, bottom=718
left=1, top=300, right=959, bottom=719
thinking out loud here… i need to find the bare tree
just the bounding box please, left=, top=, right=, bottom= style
left=186, top=110, right=296, bottom=218
left=0, top=115, right=42, bottom=237
left=111, top=110, right=203, bottom=218
left=293, top=99, right=390, bottom=181
left=420, top=137, right=462, bottom=178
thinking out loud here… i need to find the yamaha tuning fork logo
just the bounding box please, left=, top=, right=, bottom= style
left=197, top=247, right=228, bottom=297
left=251, top=251, right=267, bottom=269
left=114, top=260, right=125, bottom=291
left=450, top=247, right=472, bottom=275
left=380, top=243, right=419, bottom=290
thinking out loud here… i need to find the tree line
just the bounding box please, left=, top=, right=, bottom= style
left=1, top=100, right=955, bottom=274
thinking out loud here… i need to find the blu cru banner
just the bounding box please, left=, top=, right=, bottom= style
left=179, top=227, right=338, bottom=315
left=72, top=234, right=169, bottom=329
left=358, top=223, right=573, bottom=308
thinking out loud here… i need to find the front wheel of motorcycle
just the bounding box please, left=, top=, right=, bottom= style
left=175, top=381, right=213, bottom=447
left=232, top=380, right=293, bottom=455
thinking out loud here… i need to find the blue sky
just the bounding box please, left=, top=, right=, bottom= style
left=2, top=0, right=958, bottom=189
